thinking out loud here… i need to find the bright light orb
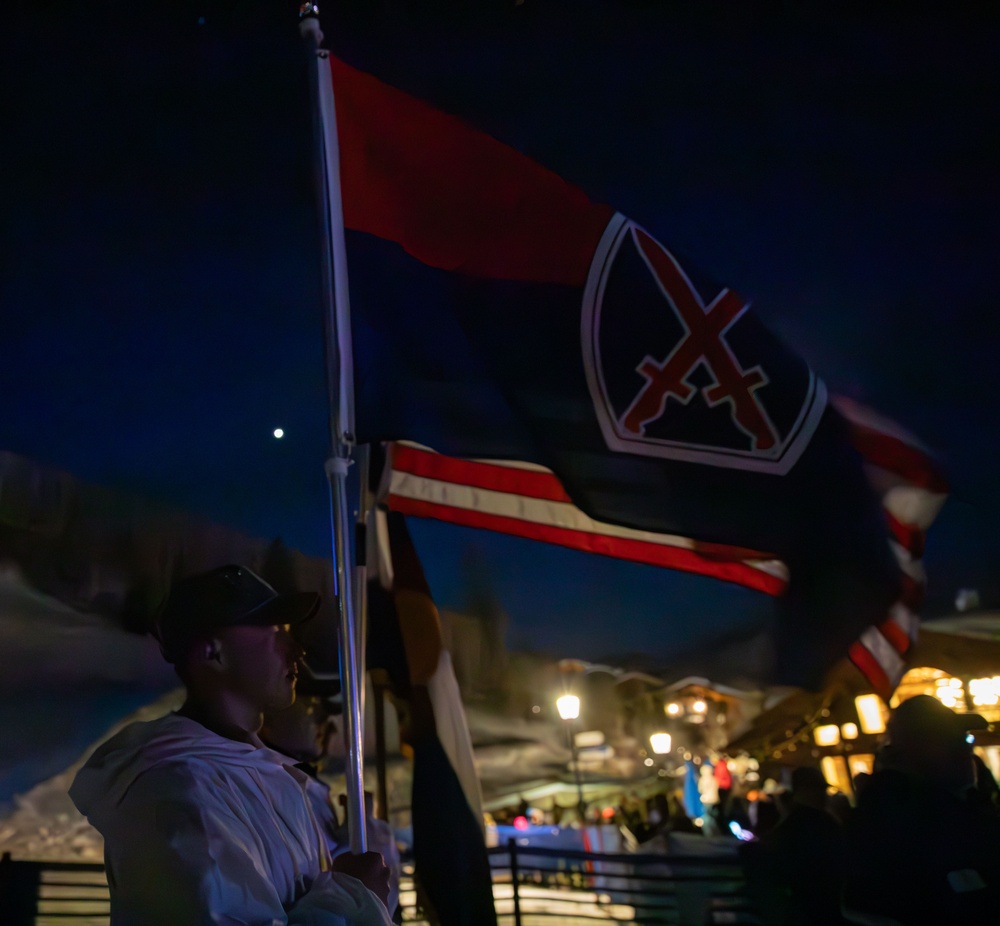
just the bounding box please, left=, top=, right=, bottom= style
left=273, top=428, right=284, bottom=439
left=649, top=732, right=672, bottom=755
left=556, top=694, right=581, bottom=721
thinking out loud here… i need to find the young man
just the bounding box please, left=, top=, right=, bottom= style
left=70, top=564, right=392, bottom=926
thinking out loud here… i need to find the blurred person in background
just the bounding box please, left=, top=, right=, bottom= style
left=741, top=765, right=846, bottom=926
left=262, top=669, right=402, bottom=923
left=842, top=694, right=1000, bottom=924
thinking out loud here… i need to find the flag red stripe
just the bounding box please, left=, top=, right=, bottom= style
left=877, top=617, right=912, bottom=654
left=392, top=444, right=572, bottom=503
left=849, top=641, right=894, bottom=701
left=850, top=425, right=948, bottom=493
left=886, top=512, right=925, bottom=557
left=389, top=494, right=787, bottom=595
left=899, top=574, right=925, bottom=610
left=331, top=56, right=614, bottom=286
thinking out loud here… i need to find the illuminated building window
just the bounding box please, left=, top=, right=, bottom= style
left=814, top=724, right=840, bottom=747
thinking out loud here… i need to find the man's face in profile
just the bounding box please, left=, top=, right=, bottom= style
left=216, top=623, right=303, bottom=713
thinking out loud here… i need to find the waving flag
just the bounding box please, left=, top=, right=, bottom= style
left=330, top=54, right=899, bottom=687
left=835, top=398, right=949, bottom=697
left=383, top=406, right=947, bottom=698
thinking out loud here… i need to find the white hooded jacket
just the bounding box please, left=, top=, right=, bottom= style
left=69, top=713, right=392, bottom=926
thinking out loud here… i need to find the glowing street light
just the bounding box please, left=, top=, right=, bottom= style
left=556, top=694, right=581, bottom=721
left=556, top=693, right=585, bottom=821
left=650, top=732, right=672, bottom=755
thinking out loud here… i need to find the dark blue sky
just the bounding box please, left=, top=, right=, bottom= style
left=3, top=0, right=998, bottom=667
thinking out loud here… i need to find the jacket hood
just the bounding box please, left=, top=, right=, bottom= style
left=69, top=713, right=291, bottom=829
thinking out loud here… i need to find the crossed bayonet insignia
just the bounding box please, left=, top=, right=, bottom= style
left=619, top=228, right=779, bottom=452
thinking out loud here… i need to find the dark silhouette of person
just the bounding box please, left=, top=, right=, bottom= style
left=969, top=752, right=1000, bottom=813
left=741, top=765, right=846, bottom=925
left=842, top=694, right=1000, bottom=924
left=751, top=794, right=781, bottom=839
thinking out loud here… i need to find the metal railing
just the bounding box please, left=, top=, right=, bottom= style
left=484, top=839, right=760, bottom=925
left=0, top=854, right=110, bottom=926
left=2, top=842, right=760, bottom=926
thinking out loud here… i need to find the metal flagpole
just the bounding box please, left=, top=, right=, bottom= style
left=299, top=2, right=367, bottom=854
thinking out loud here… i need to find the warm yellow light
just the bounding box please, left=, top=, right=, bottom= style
left=692, top=700, right=707, bottom=714
left=575, top=730, right=605, bottom=748
left=935, top=682, right=963, bottom=709
left=855, top=694, right=887, bottom=735
left=666, top=702, right=681, bottom=716
left=970, top=676, right=1000, bottom=707
left=649, top=732, right=672, bottom=755
left=821, top=755, right=852, bottom=795
left=848, top=754, right=874, bottom=778
left=556, top=694, right=580, bottom=721
left=841, top=722, right=859, bottom=741
left=814, top=724, right=841, bottom=747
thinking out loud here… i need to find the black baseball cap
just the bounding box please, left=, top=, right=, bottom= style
left=155, top=564, right=321, bottom=663
left=885, top=694, right=988, bottom=749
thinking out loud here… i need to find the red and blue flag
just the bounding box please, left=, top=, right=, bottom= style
left=329, top=54, right=900, bottom=688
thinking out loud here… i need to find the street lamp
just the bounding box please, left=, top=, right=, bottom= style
left=556, top=694, right=586, bottom=823
left=650, top=732, right=672, bottom=755
left=649, top=732, right=672, bottom=780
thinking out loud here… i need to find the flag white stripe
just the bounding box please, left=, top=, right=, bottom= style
left=859, top=626, right=907, bottom=682
left=890, top=540, right=926, bottom=584
left=882, top=485, right=948, bottom=530
left=389, top=469, right=788, bottom=580
left=887, top=601, right=919, bottom=641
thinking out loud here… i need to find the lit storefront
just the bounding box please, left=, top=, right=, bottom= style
left=724, top=618, right=1000, bottom=798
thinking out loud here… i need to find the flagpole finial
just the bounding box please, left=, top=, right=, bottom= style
left=298, top=2, right=323, bottom=46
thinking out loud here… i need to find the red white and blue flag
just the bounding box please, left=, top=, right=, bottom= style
left=835, top=398, right=949, bottom=697
left=330, top=55, right=902, bottom=687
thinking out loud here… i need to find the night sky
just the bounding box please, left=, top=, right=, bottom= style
left=3, top=0, right=999, bottom=668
